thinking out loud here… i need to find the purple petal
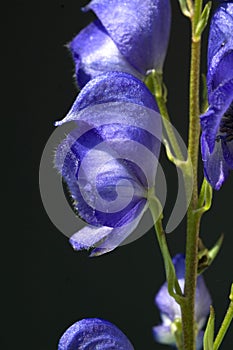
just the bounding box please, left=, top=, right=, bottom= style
left=84, top=0, right=171, bottom=74
left=155, top=281, right=182, bottom=321
left=201, top=2, right=233, bottom=189
left=200, top=79, right=233, bottom=189
left=55, top=72, right=158, bottom=126
left=54, top=73, right=162, bottom=254
left=155, top=254, right=185, bottom=321
left=222, top=139, right=233, bottom=168
left=153, top=323, right=175, bottom=346
left=207, top=2, right=233, bottom=92
left=153, top=323, right=204, bottom=350
left=201, top=135, right=231, bottom=190
left=153, top=319, right=204, bottom=349
left=200, top=78, right=233, bottom=153
left=69, top=205, right=146, bottom=256
left=196, top=331, right=204, bottom=350
left=58, top=318, right=134, bottom=350
left=69, top=20, right=143, bottom=88
left=55, top=109, right=161, bottom=227
left=58, top=125, right=148, bottom=227
left=69, top=225, right=112, bottom=251
left=172, top=253, right=185, bottom=279
left=155, top=254, right=211, bottom=326
left=195, top=276, right=212, bottom=329
left=208, top=51, right=233, bottom=93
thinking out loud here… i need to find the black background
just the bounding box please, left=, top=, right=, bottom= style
left=6, top=1, right=233, bottom=349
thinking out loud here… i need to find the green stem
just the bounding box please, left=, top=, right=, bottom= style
left=181, top=1, right=203, bottom=349
left=151, top=71, right=184, bottom=161
left=149, top=196, right=183, bottom=303
left=213, top=284, right=233, bottom=350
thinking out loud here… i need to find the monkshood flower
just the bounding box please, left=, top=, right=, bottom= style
left=69, top=0, right=171, bottom=88
left=153, top=254, right=211, bottom=349
left=200, top=1, right=233, bottom=189
left=58, top=318, right=134, bottom=350
left=55, top=72, right=161, bottom=256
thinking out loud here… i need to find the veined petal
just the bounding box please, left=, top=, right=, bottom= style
left=201, top=2, right=233, bottom=189
left=200, top=78, right=233, bottom=153
left=55, top=72, right=158, bottom=126
left=200, top=79, right=233, bottom=190
left=54, top=75, right=162, bottom=254
left=58, top=318, right=134, bottom=350
left=84, top=0, right=171, bottom=74
left=207, top=2, right=233, bottom=91
left=55, top=118, right=159, bottom=227
left=55, top=103, right=161, bottom=253
left=201, top=135, right=231, bottom=190
left=69, top=204, right=147, bottom=256
left=208, top=50, right=233, bottom=93
left=69, top=20, right=143, bottom=88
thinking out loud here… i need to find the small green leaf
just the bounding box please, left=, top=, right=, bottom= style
left=197, top=235, right=224, bottom=274
left=177, top=0, right=192, bottom=17
left=204, top=306, right=215, bottom=350
left=208, top=234, right=224, bottom=264
left=196, top=178, right=213, bottom=215
left=213, top=284, right=233, bottom=350
left=194, top=2, right=212, bottom=39
left=230, top=284, right=233, bottom=302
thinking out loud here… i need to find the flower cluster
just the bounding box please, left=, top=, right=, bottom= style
left=200, top=1, right=233, bottom=189
left=53, top=0, right=232, bottom=348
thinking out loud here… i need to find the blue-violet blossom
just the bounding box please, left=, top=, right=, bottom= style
left=200, top=1, right=233, bottom=189
left=69, top=0, right=171, bottom=88
left=55, top=72, right=161, bottom=256
left=58, top=318, right=134, bottom=350
left=153, top=254, right=211, bottom=349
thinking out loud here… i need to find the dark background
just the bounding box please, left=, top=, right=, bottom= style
left=6, top=1, right=233, bottom=349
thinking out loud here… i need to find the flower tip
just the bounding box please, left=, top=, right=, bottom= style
left=69, top=236, right=90, bottom=251
left=54, top=120, right=63, bottom=127
left=81, top=4, right=89, bottom=13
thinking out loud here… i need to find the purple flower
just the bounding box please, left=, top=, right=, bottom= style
left=200, top=1, right=233, bottom=189
left=69, top=0, right=171, bottom=88
left=153, top=254, right=211, bottom=350
left=55, top=72, right=161, bottom=256
left=58, top=318, right=134, bottom=350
